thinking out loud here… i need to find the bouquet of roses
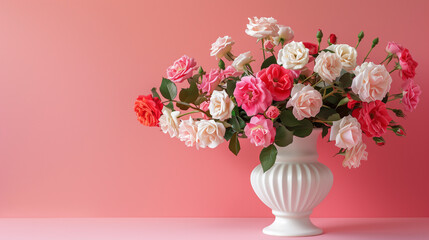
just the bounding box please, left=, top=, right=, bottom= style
left=134, top=17, right=421, bottom=172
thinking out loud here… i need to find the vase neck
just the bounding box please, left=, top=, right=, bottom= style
left=276, top=129, right=322, bottom=163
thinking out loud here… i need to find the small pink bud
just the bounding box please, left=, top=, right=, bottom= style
left=376, top=142, right=385, bottom=146
left=329, top=34, right=337, bottom=44
left=265, top=106, right=280, bottom=119
left=264, top=40, right=274, bottom=51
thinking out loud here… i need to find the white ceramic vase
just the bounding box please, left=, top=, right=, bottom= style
left=250, top=129, right=333, bottom=237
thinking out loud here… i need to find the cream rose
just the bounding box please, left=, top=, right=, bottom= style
left=209, top=90, right=235, bottom=121
left=327, top=44, right=357, bottom=72
left=273, top=25, right=294, bottom=45
left=159, top=107, right=180, bottom=138
left=178, top=117, right=198, bottom=147
left=245, top=17, right=279, bottom=39
left=232, top=51, right=253, bottom=71
left=210, top=36, right=235, bottom=59
left=314, top=51, right=342, bottom=83
left=278, top=41, right=309, bottom=70
left=343, top=141, right=368, bottom=169
left=330, top=115, right=362, bottom=150
left=286, top=83, right=322, bottom=120
left=196, top=120, right=226, bottom=148
left=352, top=62, right=392, bottom=102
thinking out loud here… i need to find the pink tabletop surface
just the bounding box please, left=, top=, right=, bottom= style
left=0, top=218, right=428, bottom=240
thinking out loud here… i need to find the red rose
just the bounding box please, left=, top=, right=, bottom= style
left=134, top=95, right=164, bottom=127
left=346, top=93, right=360, bottom=109
left=256, top=64, right=294, bottom=101
left=352, top=100, right=392, bottom=137
left=329, top=34, right=337, bottom=44
left=398, top=49, right=418, bottom=80
left=303, top=42, right=318, bottom=55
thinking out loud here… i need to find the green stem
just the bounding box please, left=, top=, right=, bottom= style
left=178, top=110, right=200, bottom=118
left=362, top=46, right=373, bottom=62
left=312, top=79, right=323, bottom=87
left=323, top=90, right=337, bottom=99
left=380, top=54, right=393, bottom=64
left=261, top=39, right=266, bottom=60
left=355, top=40, right=361, bottom=49
left=301, top=73, right=317, bottom=84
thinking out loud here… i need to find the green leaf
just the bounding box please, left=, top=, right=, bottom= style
left=338, top=72, right=353, bottom=88
left=218, top=59, right=225, bottom=70
left=224, top=127, right=234, bottom=141
left=229, top=133, right=241, bottom=156
left=327, top=113, right=341, bottom=121
left=226, top=80, right=237, bottom=97
left=176, top=102, right=190, bottom=110
left=166, top=102, right=174, bottom=110
left=274, top=125, right=293, bottom=147
left=160, top=78, right=177, bottom=100
left=230, top=116, right=241, bottom=132
left=237, top=116, right=246, bottom=129
left=348, top=92, right=361, bottom=101
left=336, top=97, right=349, bottom=108
left=280, top=109, right=301, bottom=127
left=292, top=119, right=314, bottom=138
left=194, top=96, right=207, bottom=105
left=179, top=82, right=199, bottom=103
left=389, top=108, right=405, bottom=118
left=151, top=87, right=161, bottom=99
left=316, top=107, right=338, bottom=120
left=322, top=126, right=329, bottom=138
left=259, top=144, right=277, bottom=172
left=260, top=55, right=277, bottom=70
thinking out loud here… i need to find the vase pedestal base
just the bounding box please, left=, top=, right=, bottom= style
left=262, top=211, right=322, bottom=237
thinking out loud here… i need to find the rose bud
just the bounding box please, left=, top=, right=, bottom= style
left=329, top=34, right=337, bottom=44
left=265, top=106, right=280, bottom=119
left=264, top=40, right=275, bottom=51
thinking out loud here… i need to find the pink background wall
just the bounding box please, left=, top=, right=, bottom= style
left=0, top=0, right=428, bottom=218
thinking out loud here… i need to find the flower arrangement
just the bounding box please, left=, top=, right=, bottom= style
left=134, top=17, right=421, bottom=172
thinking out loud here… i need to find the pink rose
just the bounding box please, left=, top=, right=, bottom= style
left=398, top=49, right=418, bottom=80
left=402, top=80, right=421, bottom=112
left=352, top=100, right=392, bottom=137
left=234, top=76, right=273, bottom=116
left=265, top=106, right=280, bottom=119
left=166, top=55, right=197, bottom=83
left=343, top=141, right=368, bottom=169
left=264, top=40, right=275, bottom=51
left=199, top=69, right=222, bottom=94
left=244, top=115, right=276, bottom=147
left=256, top=64, right=294, bottom=101
left=286, top=83, right=323, bottom=120
left=385, top=42, right=403, bottom=55
left=222, top=66, right=242, bottom=79
left=210, top=36, right=235, bottom=59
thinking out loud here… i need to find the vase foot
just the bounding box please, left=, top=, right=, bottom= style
left=262, top=214, right=323, bottom=237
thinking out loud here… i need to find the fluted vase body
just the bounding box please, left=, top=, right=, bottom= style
left=250, top=129, right=333, bottom=237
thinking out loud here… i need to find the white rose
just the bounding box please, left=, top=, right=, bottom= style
left=210, top=36, right=235, bottom=59
left=330, top=115, right=362, bottom=150
left=278, top=41, right=309, bottom=70
left=245, top=17, right=279, bottom=39
left=286, top=83, right=322, bottom=120
left=159, top=107, right=180, bottom=138
left=352, top=62, right=392, bottom=102
left=343, top=141, right=368, bottom=169
left=273, top=25, right=294, bottom=45
left=178, top=117, right=198, bottom=148
left=314, top=51, right=342, bottom=83
left=209, top=90, right=235, bottom=121
left=196, top=120, right=226, bottom=149
left=232, top=51, right=253, bottom=71
left=327, top=44, right=357, bottom=72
